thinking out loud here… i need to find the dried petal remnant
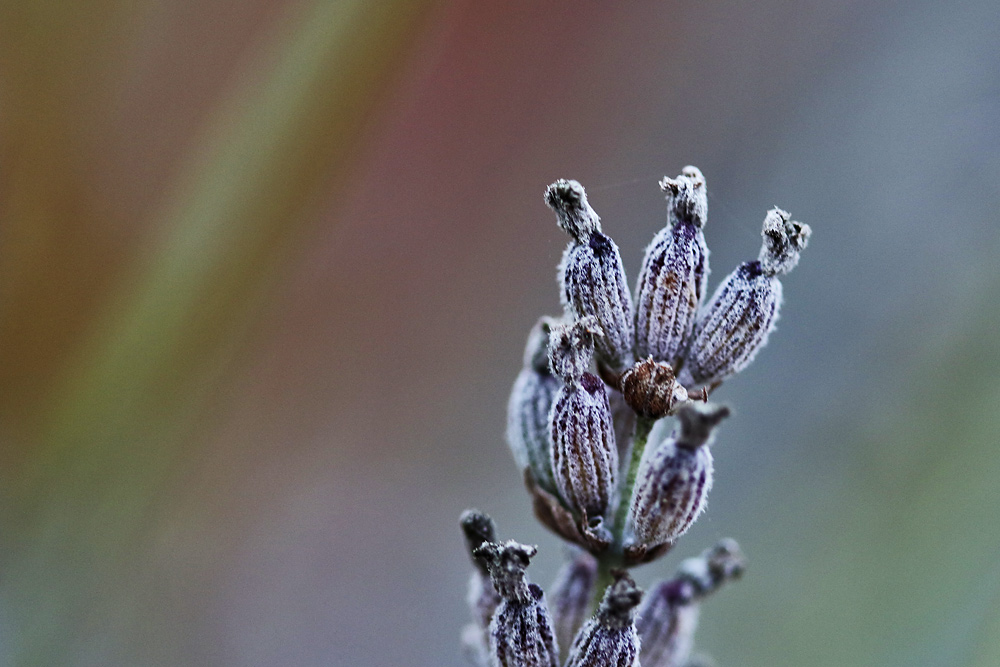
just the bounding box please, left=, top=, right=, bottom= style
left=620, top=356, right=690, bottom=419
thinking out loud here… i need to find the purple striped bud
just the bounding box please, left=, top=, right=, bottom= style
left=679, top=209, right=810, bottom=387
left=634, top=168, right=710, bottom=369
left=625, top=405, right=729, bottom=554
left=549, top=550, right=598, bottom=656
left=547, top=179, right=635, bottom=371
left=549, top=320, right=618, bottom=524
left=565, top=571, right=643, bottom=667
left=507, top=317, right=562, bottom=493
left=474, top=541, right=559, bottom=667
left=637, top=540, right=745, bottom=667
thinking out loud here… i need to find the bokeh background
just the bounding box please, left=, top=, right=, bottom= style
left=2, top=1, right=999, bottom=665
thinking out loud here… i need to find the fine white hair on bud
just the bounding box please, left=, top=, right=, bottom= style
left=549, top=334, right=618, bottom=522
left=626, top=404, right=728, bottom=552
left=634, top=168, right=711, bottom=369
left=679, top=209, right=809, bottom=387
left=548, top=549, right=598, bottom=657
left=565, top=571, right=643, bottom=667
left=508, top=317, right=562, bottom=494
left=474, top=541, right=559, bottom=667
left=759, top=208, right=811, bottom=276
left=549, top=180, right=634, bottom=371
left=544, top=179, right=602, bottom=240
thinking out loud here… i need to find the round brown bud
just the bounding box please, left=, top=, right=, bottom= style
left=620, top=357, right=690, bottom=419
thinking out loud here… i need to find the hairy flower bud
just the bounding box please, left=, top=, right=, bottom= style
left=634, top=168, right=710, bottom=369
left=565, top=571, right=643, bottom=667
left=549, top=320, right=618, bottom=524
left=461, top=510, right=502, bottom=631
left=549, top=550, right=598, bottom=656
left=637, top=540, right=745, bottom=667
left=508, top=317, right=562, bottom=493
left=626, top=405, right=728, bottom=553
left=547, top=179, right=634, bottom=371
left=474, top=541, right=559, bottom=667
left=679, top=209, right=810, bottom=387
left=620, top=357, right=691, bottom=419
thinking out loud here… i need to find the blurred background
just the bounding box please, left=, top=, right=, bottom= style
left=1, top=1, right=999, bottom=665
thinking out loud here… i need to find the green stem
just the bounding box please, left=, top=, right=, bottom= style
left=590, top=416, right=655, bottom=613
left=613, top=416, right=654, bottom=545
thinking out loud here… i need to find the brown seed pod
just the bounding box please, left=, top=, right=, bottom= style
left=620, top=357, right=690, bottom=419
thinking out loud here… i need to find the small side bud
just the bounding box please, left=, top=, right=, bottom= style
left=547, top=318, right=597, bottom=383
left=565, top=571, right=643, bottom=667
left=620, top=357, right=691, bottom=419
left=759, top=208, right=811, bottom=276
left=551, top=182, right=634, bottom=370
left=549, top=348, right=619, bottom=523
left=508, top=317, right=562, bottom=493
left=545, top=179, right=602, bottom=240
left=637, top=539, right=745, bottom=666
left=626, top=404, right=727, bottom=553
left=549, top=550, right=598, bottom=656
left=477, top=541, right=559, bottom=667
left=680, top=209, right=809, bottom=387
left=635, top=169, right=711, bottom=369
left=461, top=512, right=502, bottom=648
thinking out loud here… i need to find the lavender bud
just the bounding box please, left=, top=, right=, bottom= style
left=637, top=540, right=745, bottom=667
left=679, top=209, right=809, bottom=387
left=634, top=168, right=710, bottom=369
left=507, top=317, right=562, bottom=493
left=549, top=550, right=598, bottom=655
left=548, top=179, right=634, bottom=371
left=626, top=404, right=728, bottom=552
left=461, top=511, right=503, bottom=640
left=462, top=623, right=492, bottom=667
left=620, top=357, right=691, bottom=419
left=565, top=571, right=643, bottom=667
left=635, top=578, right=700, bottom=667
left=547, top=317, right=596, bottom=384
left=475, top=541, right=559, bottom=667
left=549, top=322, right=618, bottom=521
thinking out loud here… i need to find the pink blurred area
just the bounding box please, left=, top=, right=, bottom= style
left=3, top=1, right=1000, bottom=666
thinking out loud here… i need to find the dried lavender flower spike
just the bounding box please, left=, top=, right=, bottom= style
left=626, top=404, right=728, bottom=552
left=679, top=209, right=810, bottom=387
left=548, top=319, right=618, bottom=523
left=475, top=541, right=559, bottom=667
left=507, top=317, right=562, bottom=493
left=565, top=571, right=643, bottom=667
left=549, top=550, right=598, bottom=656
left=634, top=167, right=710, bottom=369
left=547, top=179, right=634, bottom=371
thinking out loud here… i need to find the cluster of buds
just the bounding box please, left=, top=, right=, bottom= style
left=463, top=167, right=810, bottom=666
